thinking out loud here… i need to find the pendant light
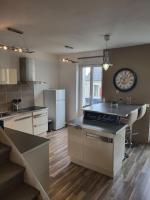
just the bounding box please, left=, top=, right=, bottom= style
left=102, top=34, right=113, bottom=71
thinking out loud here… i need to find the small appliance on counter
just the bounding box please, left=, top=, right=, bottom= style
left=11, top=99, right=22, bottom=111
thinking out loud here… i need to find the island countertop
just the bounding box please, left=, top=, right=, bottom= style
left=4, top=128, right=49, bottom=154
left=68, top=117, right=127, bottom=135
left=83, top=103, right=142, bottom=117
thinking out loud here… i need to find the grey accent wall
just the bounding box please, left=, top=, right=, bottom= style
left=58, top=45, right=150, bottom=144
left=103, top=44, right=150, bottom=144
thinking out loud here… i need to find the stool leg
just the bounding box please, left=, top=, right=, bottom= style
left=129, top=125, right=133, bottom=148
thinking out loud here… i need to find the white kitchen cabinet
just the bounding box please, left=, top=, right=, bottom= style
left=4, top=117, right=15, bottom=129
left=83, top=129, right=113, bottom=175
left=68, top=125, right=125, bottom=177
left=4, top=113, right=33, bottom=134
left=68, top=125, right=83, bottom=162
left=4, top=109, right=48, bottom=135
left=0, top=68, right=17, bottom=85
left=33, top=109, right=48, bottom=135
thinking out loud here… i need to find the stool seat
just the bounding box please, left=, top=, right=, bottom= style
left=125, top=104, right=147, bottom=148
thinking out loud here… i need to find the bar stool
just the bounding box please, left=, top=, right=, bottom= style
left=126, top=104, right=147, bottom=148
left=137, top=104, right=147, bottom=121
left=125, top=109, right=139, bottom=148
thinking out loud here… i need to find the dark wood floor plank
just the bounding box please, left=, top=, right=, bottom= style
left=41, top=128, right=150, bottom=200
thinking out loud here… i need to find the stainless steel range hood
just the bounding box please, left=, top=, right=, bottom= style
left=19, top=57, right=46, bottom=84
left=19, top=57, right=35, bottom=82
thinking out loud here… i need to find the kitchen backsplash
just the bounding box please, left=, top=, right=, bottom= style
left=0, top=84, right=34, bottom=112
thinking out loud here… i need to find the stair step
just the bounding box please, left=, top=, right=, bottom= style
left=0, top=143, right=11, bottom=165
left=0, top=161, right=25, bottom=196
left=1, top=183, right=40, bottom=200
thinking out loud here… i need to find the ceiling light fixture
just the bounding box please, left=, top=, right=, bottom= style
left=102, top=34, right=113, bottom=71
left=3, top=45, right=8, bottom=50
left=62, top=58, right=69, bottom=63
left=0, top=27, right=35, bottom=54
left=64, top=45, right=74, bottom=49
left=62, top=58, right=78, bottom=64
left=18, top=48, right=23, bottom=53
left=0, top=43, right=31, bottom=53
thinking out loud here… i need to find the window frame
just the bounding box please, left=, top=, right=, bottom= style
left=79, top=65, right=103, bottom=109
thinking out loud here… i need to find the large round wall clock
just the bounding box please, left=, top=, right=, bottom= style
left=113, top=68, right=137, bottom=92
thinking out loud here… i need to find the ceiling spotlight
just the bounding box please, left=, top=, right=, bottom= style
left=62, top=58, right=69, bottom=63
left=3, top=46, right=8, bottom=50
left=62, top=58, right=78, bottom=64
left=18, top=48, right=23, bottom=53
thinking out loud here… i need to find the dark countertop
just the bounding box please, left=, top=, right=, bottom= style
left=5, top=128, right=49, bottom=153
left=83, top=103, right=142, bottom=117
left=68, top=117, right=127, bottom=135
left=0, top=106, right=48, bottom=120
left=16, top=106, right=48, bottom=113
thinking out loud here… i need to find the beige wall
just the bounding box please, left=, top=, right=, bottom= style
left=0, top=51, right=59, bottom=89
left=58, top=50, right=103, bottom=121
left=33, top=53, right=59, bottom=89
left=103, top=44, right=150, bottom=144
left=58, top=61, right=78, bottom=121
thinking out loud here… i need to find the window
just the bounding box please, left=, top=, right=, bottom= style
left=93, top=85, right=99, bottom=97
left=80, top=65, right=102, bottom=107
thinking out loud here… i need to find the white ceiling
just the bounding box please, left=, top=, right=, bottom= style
left=0, top=0, right=150, bottom=54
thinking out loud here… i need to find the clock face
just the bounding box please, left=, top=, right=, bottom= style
left=113, top=68, right=137, bottom=92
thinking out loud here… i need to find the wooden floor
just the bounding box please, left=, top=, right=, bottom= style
left=42, top=128, right=150, bottom=200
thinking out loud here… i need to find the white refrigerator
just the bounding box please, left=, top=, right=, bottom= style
left=44, top=89, right=66, bottom=130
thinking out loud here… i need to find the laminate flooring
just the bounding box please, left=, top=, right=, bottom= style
left=41, top=128, right=150, bottom=200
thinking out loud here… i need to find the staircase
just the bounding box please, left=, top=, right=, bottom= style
left=0, top=143, right=40, bottom=200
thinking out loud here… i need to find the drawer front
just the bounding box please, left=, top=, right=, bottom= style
left=33, top=123, right=48, bottom=135
left=14, top=114, right=32, bottom=121
left=83, top=130, right=113, bottom=171
left=4, top=113, right=33, bottom=134
left=33, top=109, right=48, bottom=116
left=33, top=115, right=48, bottom=126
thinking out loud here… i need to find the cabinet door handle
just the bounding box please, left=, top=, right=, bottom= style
left=34, top=123, right=47, bottom=127
left=74, top=125, right=82, bottom=129
left=15, top=116, right=32, bottom=121
left=34, top=113, right=47, bottom=118
left=86, top=133, right=113, bottom=143
left=86, top=133, right=99, bottom=139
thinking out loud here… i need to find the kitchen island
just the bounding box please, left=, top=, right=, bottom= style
left=68, top=116, right=127, bottom=178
